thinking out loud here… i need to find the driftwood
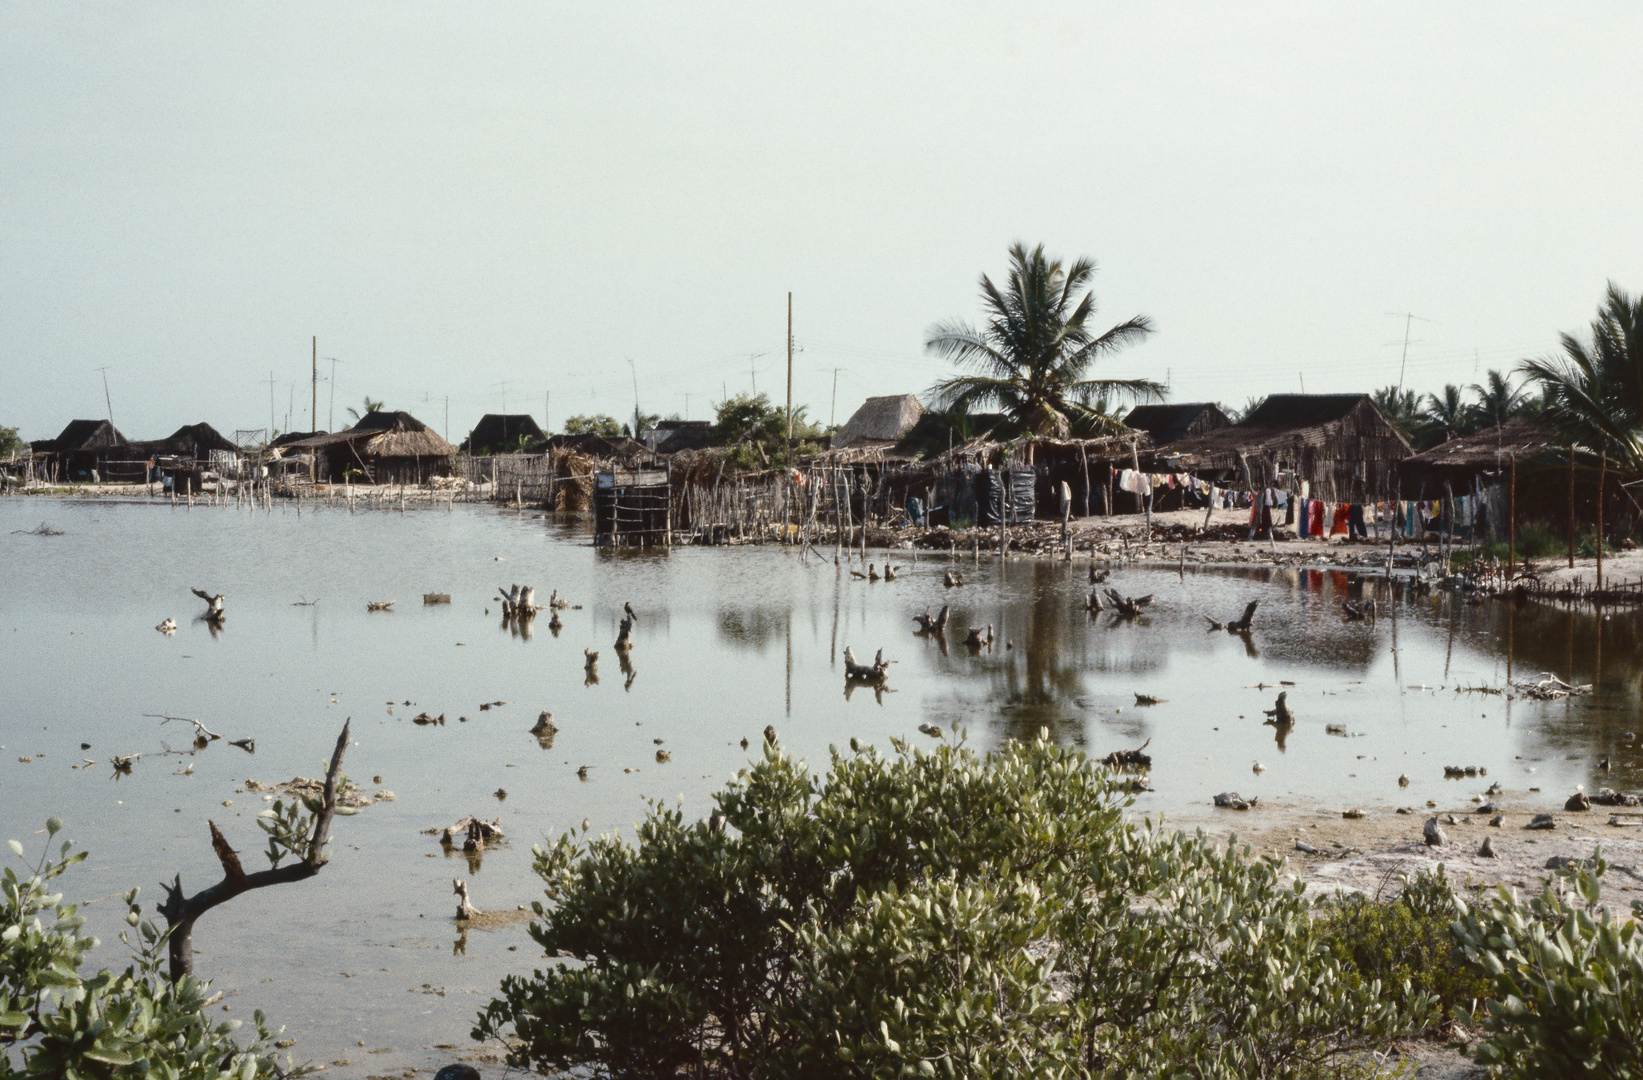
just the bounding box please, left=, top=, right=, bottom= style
left=423, top=593, right=452, bottom=604
left=498, top=584, right=540, bottom=617
left=1262, top=691, right=1294, bottom=726
left=1101, top=738, right=1152, bottom=769
left=190, top=588, right=225, bottom=620
left=943, top=571, right=964, bottom=588
left=1341, top=600, right=1373, bottom=621
left=614, top=616, right=634, bottom=652
left=962, top=625, right=993, bottom=649
left=912, top=605, right=950, bottom=634
left=917, top=723, right=943, bottom=738
left=454, top=878, right=481, bottom=920
left=1423, top=817, right=1446, bottom=846
left=883, top=564, right=898, bottom=581
left=1103, top=587, right=1152, bottom=617
left=441, top=816, right=504, bottom=850
left=1513, top=675, right=1592, bottom=700
left=843, top=646, right=892, bottom=683
left=1133, top=694, right=1166, bottom=706
left=531, top=711, right=557, bottom=735
left=1213, top=791, right=1257, bottom=810
left=584, top=648, right=599, bottom=669
left=155, top=618, right=177, bottom=634
left=367, top=600, right=395, bottom=612
left=1086, top=589, right=1106, bottom=612
left=1089, top=567, right=1110, bottom=585
left=548, top=589, right=569, bottom=609
left=156, top=720, right=350, bottom=981
left=1205, top=601, right=1259, bottom=633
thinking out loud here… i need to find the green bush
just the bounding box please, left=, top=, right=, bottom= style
left=476, top=734, right=1433, bottom=1079
left=1313, top=868, right=1488, bottom=1023
left=2, top=820, right=290, bottom=1078
left=1453, top=851, right=1643, bottom=1078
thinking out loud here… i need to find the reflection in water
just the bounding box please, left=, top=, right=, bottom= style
left=619, top=651, right=636, bottom=691
left=452, top=927, right=468, bottom=956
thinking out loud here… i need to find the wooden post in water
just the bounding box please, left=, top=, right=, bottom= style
left=1568, top=441, right=1576, bottom=569
left=1597, top=450, right=1606, bottom=590
left=1508, top=454, right=1516, bottom=575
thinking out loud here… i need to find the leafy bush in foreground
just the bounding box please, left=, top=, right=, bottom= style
left=1454, top=851, right=1643, bottom=1079
left=1313, top=866, right=1488, bottom=1024
left=2, top=820, right=287, bottom=1079
left=476, top=734, right=1432, bottom=1078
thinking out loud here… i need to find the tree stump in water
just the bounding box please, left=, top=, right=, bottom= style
left=843, top=646, right=891, bottom=683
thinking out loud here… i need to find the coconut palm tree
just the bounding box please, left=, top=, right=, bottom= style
left=1371, top=386, right=1421, bottom=444
left=1420, top=384, right=1475, bottom=445
left=1520, top=282, right=1643, bottom=475
left=346, top=396, right=388, bottom=424
left=925, top=243, right=1160, bottom=440
left=1469, top=369, right=1527, bottom=430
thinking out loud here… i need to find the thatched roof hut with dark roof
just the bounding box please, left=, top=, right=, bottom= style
left=1159, top=394, right=1411, bottom=502
left=283, top=410, right=455, bottom=485
left=462, top=414, right=547, bottom=455
left=1121, top=402, right=1232, bottom=447
left=1398, top=416, right=1563, bottom=497
left=32, top=419, right=128, bottom=480
left=834, top=395, right=925, bottom=449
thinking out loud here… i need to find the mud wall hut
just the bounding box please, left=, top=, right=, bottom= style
left=31, top=419, right=128, bottom=481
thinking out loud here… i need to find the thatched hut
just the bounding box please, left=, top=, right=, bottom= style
left=834, top=394, right=925, bottom=450
left=462, top=414, right=546, bottom=455
left=1121, top=402, right=1232, bottom=447
left=285, top=411, right=455, bottom=485
left=1158, top=394, right=1411, bottom=503
left=31, top=419, right=128, bottom=481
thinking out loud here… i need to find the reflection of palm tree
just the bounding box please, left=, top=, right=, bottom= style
left=346, top=396, right=388, bottom=424
left=926, top=243, right=1160, bottom=440
left=1520, top=283, right=1643, bottom=474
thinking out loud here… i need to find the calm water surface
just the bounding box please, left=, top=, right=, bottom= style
left=1, top=498, right=1636, bottom=1076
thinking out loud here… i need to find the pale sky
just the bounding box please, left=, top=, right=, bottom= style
left=5, top=2, right=1641, bottom=444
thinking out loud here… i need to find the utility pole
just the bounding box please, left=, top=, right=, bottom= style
left=268, top=371, right=277, bottom=435
left=445, top=396, right=450, bottom=444
left=786, top=292, right=794, bottom=446
left=311, top=336, right=317, bottom=432
left=830, top=368, right=842, bottom=428
left=96, top=366, right=115, bottom=429
left=627, top=358, right=641, bottom=439
left=1386, top=312, right=1429, bottom=392
left=545, top=391, right=550, bottom=435
left=326, top=357, right=341, bottom=431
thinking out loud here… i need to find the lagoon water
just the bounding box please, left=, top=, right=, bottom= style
left=1, top=497, right=1634, bottom=1076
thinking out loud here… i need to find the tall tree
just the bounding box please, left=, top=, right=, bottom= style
left=1421, top=384, right=1475, bottom=445
left=1469, top=369, right=1527, bottom=430
left=1520, top=282, right=1643, bottom=474
left=345, top=396, right=388, bottom=424
left=1371, top=386, right=1422, bottom=444
left=926, top=243, right=1160, bottom=440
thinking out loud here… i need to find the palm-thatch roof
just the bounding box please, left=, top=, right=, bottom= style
left=1121, top=402, right=1232, bottom=446
left=462, top=414, right=547, bottom=454
left=284, top=411, right=455, bottom=457
left=835, top=395, right=925, bottom=449
left=137, top=422, right=239, bottom=458
left=1401, top=415, right=1561, bottom=469
left=1160, top=394, right=1411, bottom=500
left=46, top=419, right=126, bottom=452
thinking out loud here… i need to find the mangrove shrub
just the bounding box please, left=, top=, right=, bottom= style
left=476, top=734, right=1430, bottom=1078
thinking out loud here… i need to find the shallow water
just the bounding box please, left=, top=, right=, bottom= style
left=0, top=497, right=1635, bottom=1076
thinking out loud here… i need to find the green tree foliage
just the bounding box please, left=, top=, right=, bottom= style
left=344, top=396, right=387, bottom=424
left=712, top=393, right=823, bottom=470
left=1371, top=386, right=1422, bottom=444
left=1454, top=852, right=1643, bottom=1078
left=2, top=820, right=290, bottom=1078
left=476, top=734, right=1431, bottom=1079
left=563, top=414, right=623, bottom=438
left=0, top=427, right=22, bottom=458
left=1469, top=369, right=1527, bottom=430
left=1421, top=383, right=1476, bottom=445
left=926, top=243, right=1161, bottom=440
left=1520, top=282, right=1643, bottom=476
